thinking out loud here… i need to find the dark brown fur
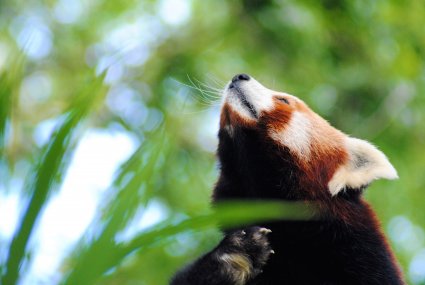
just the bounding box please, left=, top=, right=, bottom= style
left=172, top=76, right=404, bottom=285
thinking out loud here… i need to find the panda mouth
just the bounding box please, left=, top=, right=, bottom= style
left=233, top=87, right=258, bottom=118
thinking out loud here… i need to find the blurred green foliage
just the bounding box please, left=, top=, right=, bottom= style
left=0, top=0, right=424, bottom=284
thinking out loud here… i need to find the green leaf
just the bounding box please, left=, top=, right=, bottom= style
left=0, top=53, right=25, bottom=156
left=62, top=200, right=312, bottom=285
left=1, top=73, right=107, bottom=285
left=61, top=127, right=169, bottom=285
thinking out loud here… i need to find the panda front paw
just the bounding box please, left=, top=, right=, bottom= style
left=216, top=227, right=274, bottom=283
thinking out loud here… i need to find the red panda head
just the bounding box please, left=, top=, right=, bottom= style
left=218, top=74, right=397, bottom=200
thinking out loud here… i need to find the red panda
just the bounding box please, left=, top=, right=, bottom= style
left=171, top=74, right=405, bottom=285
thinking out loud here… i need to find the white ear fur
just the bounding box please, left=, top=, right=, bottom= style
left=328, top=137, right=398, bottom=196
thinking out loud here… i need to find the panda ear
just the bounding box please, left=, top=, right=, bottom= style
left=328, top=137, right=398, bottom=196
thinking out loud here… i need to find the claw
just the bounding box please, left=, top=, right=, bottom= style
left=259, top=228, right=272, bottom=234
left=241, top=230, right=246, bottom=235
left=270, top=249, right=275, bottom=254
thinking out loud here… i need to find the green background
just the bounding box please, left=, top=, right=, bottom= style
left=1, top=0, right=424, bottom=284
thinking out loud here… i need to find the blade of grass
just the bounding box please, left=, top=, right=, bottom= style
left=62, top=200, right=313, bottom=285
left=0, top=73, right=13, bottom=152
left=62, top=128, right=170, bottom=285
left=1, top=73, right=107, bottom=285
left=0, top=53, right=25, bottom=156
left=123, top=200, right=314, bottom=253
left=103, top=127, right=169, bottom=230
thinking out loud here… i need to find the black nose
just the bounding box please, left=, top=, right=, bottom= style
left=231, top=73, right=250, bottom=82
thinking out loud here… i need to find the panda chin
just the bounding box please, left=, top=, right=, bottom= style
left=238, top=93, right=257, bottom=119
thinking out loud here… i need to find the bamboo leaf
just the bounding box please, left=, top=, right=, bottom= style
left=62, top=200, right=312, bottom=285
left=1, top=73, right=107, bottom=285
left=0, top=53, right=25, bottom=156
left=0, top=73, right=13, bottom=152
left=62, top=128, right=169, bottom=285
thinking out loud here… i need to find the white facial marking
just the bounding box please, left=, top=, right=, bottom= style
left=328, top=137, right=398, bottom=196
left=224, top=91, right=256, bottom=119
left=269, top=111, right=312, bottom=159
left=223, top=77, right=275, bottom=119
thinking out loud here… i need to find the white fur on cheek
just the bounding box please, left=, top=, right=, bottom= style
left=224, top=92, right=256, bottom=120
left=242, top=78, right=274, bottom=112
left=328, top=137, right=398, bottom=196
left=269, top=111, right=312, bottom=159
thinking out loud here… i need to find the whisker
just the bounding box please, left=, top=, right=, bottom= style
left=205, top=73, right=226, bottom=87
left=187, top=75, right=222, bottom=102
left=193, top=79, right=224, bottom=95
left=186, top=75, right=212, bottom=95
left=179, top=106, right=220, bottom=116
left=193, top=77, right=224, bottom=92
left=173, top=79, right=216, bottom=99
left=173, top=77, right=221, bottom=107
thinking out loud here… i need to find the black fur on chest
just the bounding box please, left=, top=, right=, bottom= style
left=247, top=218, right=402, bottom=285
left=212, top=127, right=403, bottom=284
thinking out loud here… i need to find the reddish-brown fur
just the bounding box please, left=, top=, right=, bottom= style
left=172, top=75, right=404, bottom=285
left=220, top=103, right=257, bottom=129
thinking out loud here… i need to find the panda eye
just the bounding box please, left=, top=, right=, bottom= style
left=278, top=97, right=290, bottom=105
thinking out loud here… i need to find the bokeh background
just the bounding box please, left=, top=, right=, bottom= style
left=1, top=0, right=424, bottom=284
